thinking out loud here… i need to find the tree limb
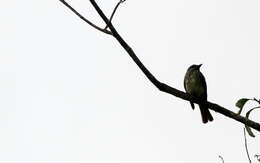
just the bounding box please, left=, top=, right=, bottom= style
left=60, top=0, right=260, bottom=132
left=88, top=0, right=260, bottom=132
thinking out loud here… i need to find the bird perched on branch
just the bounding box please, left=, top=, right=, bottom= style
left=184, top=64, right=213, bottom=123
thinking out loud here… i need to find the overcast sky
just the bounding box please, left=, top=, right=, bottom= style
left=1, top=0, right=260, bottom=162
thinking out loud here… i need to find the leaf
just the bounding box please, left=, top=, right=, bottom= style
left=236, top=98, right=250, bottom=114
left=245, top=107, right=260, bottom=138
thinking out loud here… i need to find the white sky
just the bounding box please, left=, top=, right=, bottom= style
left=1, top=0, right=260, bottom=162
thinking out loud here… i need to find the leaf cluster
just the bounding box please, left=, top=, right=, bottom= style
left=236, top=98, right=260, bottom=137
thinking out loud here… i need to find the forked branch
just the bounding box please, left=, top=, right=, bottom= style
left=59, top=0, right=112, bottom=35
left=104, top=0, right=126, bottom=30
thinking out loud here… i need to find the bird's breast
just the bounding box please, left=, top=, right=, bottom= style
left=185, top=71, right=205, bottom=98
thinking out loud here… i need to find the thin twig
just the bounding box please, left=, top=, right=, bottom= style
left=253, top=98, right=260, bottom=105
left=104, top=0, right=126, bottom=30
left=244, top=128, right=252, bottom=163
left=219, top=155, right=225, bottom=163
left=59, top=0, right=112, bottom=35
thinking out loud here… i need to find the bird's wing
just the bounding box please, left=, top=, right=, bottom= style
left=198, top=72, right=207, bottom=99
left=184, top=73, right=195, bottom=109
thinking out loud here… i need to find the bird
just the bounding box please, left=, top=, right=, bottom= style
left=184, top=64, right=213, bottom=123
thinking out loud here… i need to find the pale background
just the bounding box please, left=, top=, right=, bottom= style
left=1, top=0, right=260, bottom=162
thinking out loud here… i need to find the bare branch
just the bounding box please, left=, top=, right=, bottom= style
left=59, top=0, right=112, bottom=35
left=59, top=0, right=260, bottom=132
left=87, top=0, right=260, bottom=132
left=218, top=155, right=225, bottom=163
left=244, top=128, right=252, bottom=163
left=104, top=0, right=126, bottom=30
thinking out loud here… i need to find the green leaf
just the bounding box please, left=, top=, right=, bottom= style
left=236, top=98, right=250, bottom=114
left=245, top=107, right=260, bottom=138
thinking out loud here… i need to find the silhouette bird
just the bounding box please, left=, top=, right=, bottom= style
left=184, top=64, right=213, bottom=123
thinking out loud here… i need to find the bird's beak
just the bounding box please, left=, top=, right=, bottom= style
left=198, top=64, right=202, bottom=68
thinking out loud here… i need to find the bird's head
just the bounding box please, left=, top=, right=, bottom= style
left=188, top=64, right=202, bottom=71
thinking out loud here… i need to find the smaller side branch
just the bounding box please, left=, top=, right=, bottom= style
left=59, top=0, right=112, bottom=35
left=244, top=128, right=252, bottom=163
left=253, top=98, right=260, bottom=105
left=219, top=155, right=225, bottom=163
left=104, top=0, right=126, bottom=30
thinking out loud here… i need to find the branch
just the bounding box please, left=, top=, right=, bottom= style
left=88, top=0, right=260, bottom=132
left=59, top=0, right=112, bottom=35
left=244, top=128, right=252, bottom=163
left=253, top=98, right=260, bottom=105
left=104, top=0, right=126, bottom=30
left=218, top=155, right=225, bottom=163
left=60, top=0, right=260, bottom=132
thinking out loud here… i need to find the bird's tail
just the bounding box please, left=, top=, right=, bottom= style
left=199, top=105, right=213, bottom=123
